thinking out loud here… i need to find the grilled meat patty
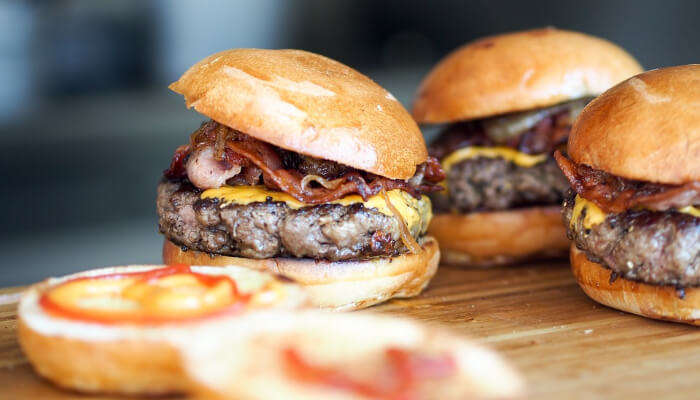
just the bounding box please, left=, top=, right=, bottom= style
left=157, top=180, right=430, bottom=261
left=432, top=157, right=569, bottom=213
left=563, top=190, right=700, bottom=287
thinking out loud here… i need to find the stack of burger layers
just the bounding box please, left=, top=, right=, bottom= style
left=15, top=28, right=699, bottom=400
left=18, top=48, right=526, bottom=400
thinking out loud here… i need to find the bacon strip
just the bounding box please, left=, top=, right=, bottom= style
left=429, top=109, right=573, bottom=159
left=165, top=121, right=444, bottom=204
left=163, top=144, right=190, bottom=179
left=554, top=151, right=700, bottom=213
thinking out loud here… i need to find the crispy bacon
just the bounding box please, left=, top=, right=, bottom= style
left=165, top=121, right=444, bottom=204
left=163, top=144, right=190, bottom=179
left=423, top=156, right=446, bottom=182
left=514, top=110, right=570, bottom=154
left=555, top=151, right=700, bottom=213
left=429, top=109, right=572, bottom=159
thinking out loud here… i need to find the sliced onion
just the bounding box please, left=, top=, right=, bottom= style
left=300, top=174, right=345, bottom=192
left=379, top=190, right=422, bottom=255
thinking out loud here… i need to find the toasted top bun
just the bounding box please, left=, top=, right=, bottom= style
left=569, top=65, right=700, bottom=184
left=178, top=311, right=525, bottom=400
left=170, top=49, right=427, bottom=180
left=412, top=28, right=642, bottom=123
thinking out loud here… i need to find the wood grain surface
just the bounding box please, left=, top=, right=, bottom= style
left=2, top=263, right=699, bottom=399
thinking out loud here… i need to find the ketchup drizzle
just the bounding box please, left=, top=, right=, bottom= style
left=282, top=347, right=456, bottom=400
left=39, top=264, right=250, bottom=325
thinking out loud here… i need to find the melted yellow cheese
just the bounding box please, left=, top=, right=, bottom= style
left=201, top=186, right=432, bottom=235
left=679, top=205, right=700, bottom=218
left=570, top=195, right=700, bottom=229
left=570, top=195, right=607, bottom=229
left=440, top=146, right=547, bottom=172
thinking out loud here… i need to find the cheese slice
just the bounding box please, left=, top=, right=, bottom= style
left=679, top=205, right=700, bottom=218
left=440, top=146, right=547, bottom=172
left=570, top=195, right=700, bottom=229
left=570, top=195, right=607, bottom=229
left=201, top=186, right=432, bottom=236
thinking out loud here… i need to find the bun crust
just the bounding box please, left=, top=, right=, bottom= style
left=162, top=237, right=440, bottom=311
left=18, top=321, right=185, bottom=395
left=413, top=28, right=642, bottom=123
left=179, top=311, right=525, bottom=400
left=569, top=65, right=700, bottom=184
left=571, top=246, right=700, bottom=325
left=428, top=207, right=569, bottom=267
left=170, top=49, right=427, bottom=180
left=18, top=265, right=309, bottom=394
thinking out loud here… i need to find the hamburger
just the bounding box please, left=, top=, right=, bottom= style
left=412, top=28, right=642, bottom=267
left=158, top=49, right=445, bottom=310
left=556, top=65, right=699, bottom=325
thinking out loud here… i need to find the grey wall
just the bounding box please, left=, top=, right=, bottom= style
left=0, top=0, right=697, bottom=286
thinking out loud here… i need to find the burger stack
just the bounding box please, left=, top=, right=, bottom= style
left=17, top=48, right=526, bottom=400
left=14, top=27, right=699, bottom=400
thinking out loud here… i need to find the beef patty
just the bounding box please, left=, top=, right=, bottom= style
left=157, top=180, right=430, bottom=261
left=433, top=157, right=569, bottom=213
left=563, top=190, right=700, bottom=287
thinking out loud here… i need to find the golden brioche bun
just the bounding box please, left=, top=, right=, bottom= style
left=169, top=48, right=427, bottom=180
left=569, top=64, right=700, bottom=184
left=571, top=246, right=700, bottom=325
left=178, top=310, right=525, bottom=400
left=18, top=265, right=309, bottom=395
left=162, top=237, right=440, bottom=311
left=428, top=207, right=569, bottom=267
left=412, top=28, right=642, bottom=123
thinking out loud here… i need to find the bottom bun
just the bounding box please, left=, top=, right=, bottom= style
left=428, top=206, right=569, bottom=267
left=18, top=265, right=309, bottom=395
left=18, top=320, right=184, bottom=395
left=571, top=246, right=700, bottom=325
left=163, top=236, right=440, bottom=311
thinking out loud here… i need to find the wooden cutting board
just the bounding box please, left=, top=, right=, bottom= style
left=2, top=263, right=699, bottom=399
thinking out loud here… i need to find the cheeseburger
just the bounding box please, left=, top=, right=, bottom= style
left=157, top=49, right=444, bottom=310
left=557, top=65, right=699, bottom=325
left=412, top=28, right=642, bottom=267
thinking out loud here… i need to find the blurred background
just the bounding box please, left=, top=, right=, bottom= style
left=1, top=0, right=697, bottom=286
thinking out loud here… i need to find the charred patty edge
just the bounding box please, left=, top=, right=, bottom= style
left=563, top=190, right=700, bottom=288
left=432, top=155, right=569, bottom=213
left=157, top=179, right=430, bottom=261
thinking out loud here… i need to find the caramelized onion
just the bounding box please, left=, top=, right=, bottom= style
left=380, top=190, right=422, bottom=255
left=300, top=175, right=345, bottom=192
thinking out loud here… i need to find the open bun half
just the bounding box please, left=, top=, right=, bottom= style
left=17, top=265, right=309, bottom=395
left=413, top=28, right=642, bottom=123
left=569, top=64, right=700, bottom=184
left=170, top=48, right=427, bottom=180
left=178, top=310, right=526, bottom=400
left=428, top=207, right=569, bottom=267
left=571, top=246, right=700, bottom=325
left=163, top=237, right=440, bottom=311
